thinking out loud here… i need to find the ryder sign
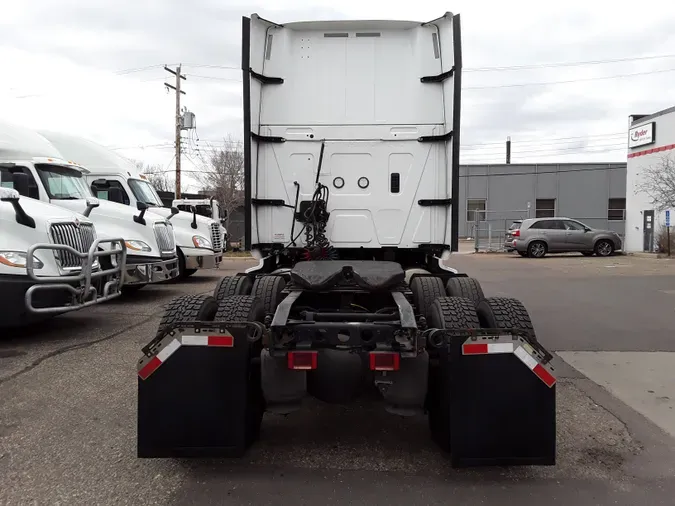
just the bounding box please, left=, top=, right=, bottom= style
left=629, top=122, right=655, bottom=148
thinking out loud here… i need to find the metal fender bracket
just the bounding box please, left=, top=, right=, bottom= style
left=138, top=320, right=266, bottom=380
left=460, top=332, right=556, bottom=387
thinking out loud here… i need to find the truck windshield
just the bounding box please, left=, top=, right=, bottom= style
left=35, top=164, right=93, bottom=200
left=128, top=179, right=163, bottom=206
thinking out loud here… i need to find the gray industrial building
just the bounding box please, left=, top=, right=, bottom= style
left=458, top=162, right=627, bottom=250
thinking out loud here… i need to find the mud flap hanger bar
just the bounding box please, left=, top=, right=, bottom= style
left=141, top=320, right=266, bottom=358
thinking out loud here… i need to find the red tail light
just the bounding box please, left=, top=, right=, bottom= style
left=512, top=229, right=520, bottom=237
left=288, top=351, right=318, bottom=370
left=369, top=351, right=400, bottom=371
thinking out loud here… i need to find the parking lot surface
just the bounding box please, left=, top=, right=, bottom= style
left=2, top=254, right=675, bottom=505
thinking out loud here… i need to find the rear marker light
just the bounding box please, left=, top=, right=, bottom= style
left=369, top=351, right=400, bottom=371
left=288, top=351, right=318, bottom=370
left=512, top=229, right=520, bottom=237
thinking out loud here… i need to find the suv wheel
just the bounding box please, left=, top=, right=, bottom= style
left=527, top=241, right=547, bottom=258
left=595, top=239, right=614, bottom=257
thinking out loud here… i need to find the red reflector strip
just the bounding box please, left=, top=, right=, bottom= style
left=288, top=351, right=318, bottom=370
left=138, top=356, right=161, bottom=380
left=463, top=343, right=488, bottom=355
left=369, top=352, right=400, bottom=371
left=182, top=334, right=234, bottom=347
left=533, top=363, right=556, bottom=388
left=514, top=345, right=556, bottom=387
left=138, top=338, right=181, bottom=380
left=208, top=335, right=234, bottom=347
left=462, top=342, right=514, bottom=355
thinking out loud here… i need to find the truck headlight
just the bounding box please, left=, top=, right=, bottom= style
left=192, top=235, right=212, bottom=249
left=0, top=251, right=44, bottom=269
left=125, top=240, right=152, bottom=252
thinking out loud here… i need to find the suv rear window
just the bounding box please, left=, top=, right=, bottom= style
left=509, top=221, right=522, bottom=230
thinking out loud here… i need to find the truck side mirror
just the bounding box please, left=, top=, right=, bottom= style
left=11, top=172, right=30, bottom=197
left=83, top=197, right=100, bottom=217
left=0, top=187, right=35, bottom=228
left=134, top=201, right=148, bottom=225
left=167, top=206, right=179, bottom=221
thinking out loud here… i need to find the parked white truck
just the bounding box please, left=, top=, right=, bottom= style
left=38, top=131, right=224, bottom=278
left=0, top=122, right=179, bottom=290
left=172, top=196, right=227, bottom=247
left=0, top=187, right=126, bottom=327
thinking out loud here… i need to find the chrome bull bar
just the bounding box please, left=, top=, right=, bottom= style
left=24, top=238, right=127, bottom=314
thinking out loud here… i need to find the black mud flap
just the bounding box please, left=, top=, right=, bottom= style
left=137, top=322, right=263, bottom=458
left=445, top=332, right=556, bottom=467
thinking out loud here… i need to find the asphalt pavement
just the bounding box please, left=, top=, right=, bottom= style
left=1, top=254, right=675, bottom=505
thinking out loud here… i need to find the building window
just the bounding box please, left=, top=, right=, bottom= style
left=535, top=199, right=556, bottom=218
left=608, top=198, right=626, bottom=221
left=466, top=199, right=486, bottom=222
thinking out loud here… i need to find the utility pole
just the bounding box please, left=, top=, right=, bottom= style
left=164, top=65, right=186, bottom=198
left=506, top=136, right=511, bottom=164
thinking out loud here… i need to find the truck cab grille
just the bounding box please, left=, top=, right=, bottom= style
left=210, top=222, right=223, bottom=252
left=154, top=222, right=176, bottom=258
left=49, top=222, right=96, bottom=269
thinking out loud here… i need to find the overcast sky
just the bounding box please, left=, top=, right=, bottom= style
left=2, top=0, right=675, bottom=191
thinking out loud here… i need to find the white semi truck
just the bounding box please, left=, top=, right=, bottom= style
left=0, top=187, right=126, bottom=327
left=172, top=196, right=227, bottom=247
left=137, top=12, right=556, bottom=469
left=0, top=122, right=179, bottom=290
left=38, top=131, right=224, bottom=278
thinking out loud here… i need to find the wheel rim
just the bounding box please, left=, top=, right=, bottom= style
left=531, top=243, right=545, bottom=257
left=597, top=241, right=612, bottom=256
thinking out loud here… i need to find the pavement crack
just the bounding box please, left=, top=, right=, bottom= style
left=0, top=315, right=155, bottom=386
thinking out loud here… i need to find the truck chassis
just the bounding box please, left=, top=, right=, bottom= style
left=137, top=260, right=556, bottom=468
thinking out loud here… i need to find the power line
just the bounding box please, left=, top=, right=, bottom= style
left=462, top=131, right=625, bottom=148
left=465, top=67, right=675, bottom=90
left=465, top=53, right=675, bottom=72
left=459, top=161, right=626, bottom=177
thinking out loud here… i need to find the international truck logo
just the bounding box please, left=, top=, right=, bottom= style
left=628, top=122, right=655, bottom=149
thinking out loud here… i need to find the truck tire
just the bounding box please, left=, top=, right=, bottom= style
left=411, top=276, right=446, bottom=321
left=213, top=275, right=252, bottom=302
left=155, top=294, right=218, bottom=339
left=445, top=277, right=485, bottom=308
left=476, top=297, right=536, bottom=341
left=215, top=295, right=266, bottom=449
left=250, top=275, right=286, bottom=315
left=427, top=296, right=480, bottom=452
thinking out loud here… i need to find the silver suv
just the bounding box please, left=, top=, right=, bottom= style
left=504, top=217, right=623, bottom=258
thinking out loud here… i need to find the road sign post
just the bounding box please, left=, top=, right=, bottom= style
left=666, top=210, right=671, bottom=257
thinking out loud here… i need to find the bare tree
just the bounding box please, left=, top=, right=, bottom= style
left=634, top=154, right=675, bottom=211
left=193, top=135, right=245, bottom=247
left=132, top=160, right=175, bottom=193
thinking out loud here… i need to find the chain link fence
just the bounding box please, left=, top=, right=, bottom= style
left=469, top=210, right=531, bottom=252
